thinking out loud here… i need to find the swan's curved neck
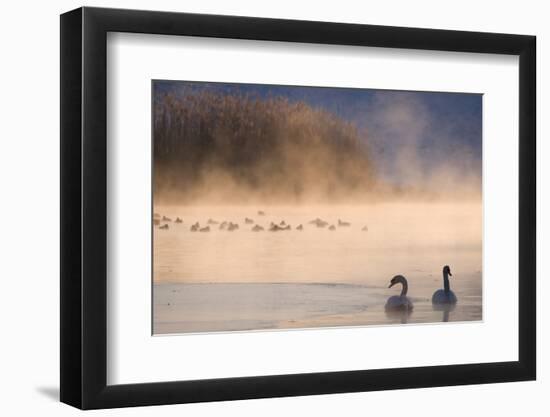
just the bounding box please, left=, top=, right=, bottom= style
left=443, top=270, right=451, bottom=293
left=400, top=280, right=408, bottom=297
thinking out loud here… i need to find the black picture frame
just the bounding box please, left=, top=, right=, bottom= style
left=60, top=6, right=536, bottom=410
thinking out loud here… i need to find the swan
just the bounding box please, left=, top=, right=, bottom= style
left=432, top=265, right=457, bottom=305
left=385, top=275, right=413, bottom=311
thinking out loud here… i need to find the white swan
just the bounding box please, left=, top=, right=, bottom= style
left=385, top=275, right=413, bottom=311
left=432, top=265, right=457, bottom=305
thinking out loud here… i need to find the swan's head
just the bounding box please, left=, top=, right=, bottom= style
left=443, top=265, right=452, bottom=276
left=388, top=275, right=407, bottom=288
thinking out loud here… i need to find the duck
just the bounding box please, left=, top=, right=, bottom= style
left=252, top=224, right=264, bottom=232
left=227, top=222, right=239, bottom=231
left=296, top=224, right=303, bottom=231
left=245, top=218, right=254, bottom=224
left=328, top=225, right=336, bottom=231
left=258, top=210, right=266, bottom=216
left=309, top=218, right=328, bottom=228
left=153, top=218, right=160, bottom=226
left=162, top=216, right=172, bottom=222
left=207, top=218, right=219, bottom=225
left=190, top=222, right=200, bottom=232
left=159, top=224, right=169, bottom=230
left=175, top=217, right=183, bottom=223
left=269, top=223, right=289, bottom=232
left=199, top=226, right=210, bottom=232
left=338, top=219, right=351, bottom=227
left=385, top=275, right=413, bottom=311
left=219, top=221, right=227, bottom=230
left=362, top=225, right=368, bottom=232
left=432, top=265, right=457, bottom=305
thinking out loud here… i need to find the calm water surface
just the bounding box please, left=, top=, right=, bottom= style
left=153, top=203, right=482, bottom=334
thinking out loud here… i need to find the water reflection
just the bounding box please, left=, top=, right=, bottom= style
left=432, top=303, right=457, bottom=322
left=385, top=309, right=413, bottom=324
left=153, top=204, right=482, bottom=333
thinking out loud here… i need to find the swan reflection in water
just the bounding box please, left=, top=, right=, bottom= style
left=385, top=308, right=413, bottom=324
left=432, top=302, right=457, bottom=322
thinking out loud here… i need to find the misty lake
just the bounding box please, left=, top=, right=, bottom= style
left=153, top=203, right=482, bottom=334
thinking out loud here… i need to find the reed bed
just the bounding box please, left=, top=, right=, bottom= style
left=153, top=87, right=377, bottom=203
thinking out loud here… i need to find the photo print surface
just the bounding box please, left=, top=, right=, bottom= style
left=152, top=80, right=482, bottom=335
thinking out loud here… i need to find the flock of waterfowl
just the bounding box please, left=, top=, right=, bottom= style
left=153, top=210, right=369, bottom=233
left=385, top=265, right=457, bottom=311
left=154, top=211, right=458, bottom=314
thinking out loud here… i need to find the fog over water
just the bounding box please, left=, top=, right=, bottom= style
left=152, top=81, right=482, bottom=334
left=153, top=203, right=482, bottom=333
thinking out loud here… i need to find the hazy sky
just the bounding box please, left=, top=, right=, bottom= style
left=154, top=80, right=482, bottom=187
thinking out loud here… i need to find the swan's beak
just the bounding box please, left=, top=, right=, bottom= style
left=388, top=281, right=395, bottom=288
left=449, top=271, right=452, bottom=276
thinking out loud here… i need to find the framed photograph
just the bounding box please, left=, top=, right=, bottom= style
left=60, top=7, right=536, bottom=409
